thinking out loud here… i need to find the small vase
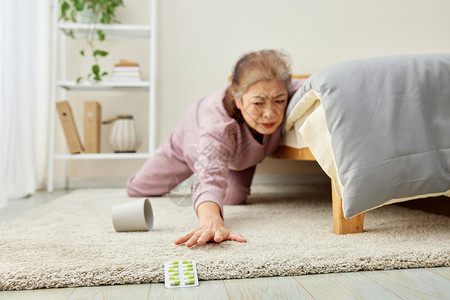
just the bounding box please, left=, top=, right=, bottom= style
left=103, top=115, right=142, bottom=153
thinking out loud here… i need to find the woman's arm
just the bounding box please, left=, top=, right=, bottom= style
left=174, top=201, right=247, bottom=247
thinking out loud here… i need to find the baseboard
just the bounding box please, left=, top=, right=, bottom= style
left=52, top=177, right=130, bottom=189
left=50, top=173, right=330, bottom=190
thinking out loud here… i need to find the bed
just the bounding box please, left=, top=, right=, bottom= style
left=273, top=54, right=450, bottom=234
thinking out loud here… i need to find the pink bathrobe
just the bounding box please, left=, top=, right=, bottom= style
left=127, top=79, right=304, bottom=214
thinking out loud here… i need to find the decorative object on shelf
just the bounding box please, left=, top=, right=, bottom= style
left=102, top=115, right=142, bottom=153
left=75, top=6, right=101, bottom=24
left=58, top=0, right=125, bottom=83
left=83, top=101, right=102, bottom=153
left=110, top=60, right=142, bottom=82
left=56, top=101, right=84, bottom=154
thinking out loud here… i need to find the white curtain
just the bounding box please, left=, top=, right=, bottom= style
left=0, top=0, right=51, bottom=207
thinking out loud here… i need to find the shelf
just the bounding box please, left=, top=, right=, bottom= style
left=57, top=81, right=150, bottom=91
left=54, top=153, right=151, bottom=160
left=58, top=23, right=151, bottom=39
left=48, top=0, right=157, bottom=192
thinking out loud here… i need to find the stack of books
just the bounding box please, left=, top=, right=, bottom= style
left=110, top=60, right=142, bottom=82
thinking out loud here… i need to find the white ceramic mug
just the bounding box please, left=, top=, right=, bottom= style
left=112, top=198, right=153, bottom=232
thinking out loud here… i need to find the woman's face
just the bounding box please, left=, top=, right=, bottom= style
left=235, top=79, right=288, bottom=135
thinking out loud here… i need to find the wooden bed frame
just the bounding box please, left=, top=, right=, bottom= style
left=272, top=145, right=365, bottom=234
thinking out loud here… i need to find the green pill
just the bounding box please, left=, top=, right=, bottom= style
left=170, top=280, right=180, bottom=286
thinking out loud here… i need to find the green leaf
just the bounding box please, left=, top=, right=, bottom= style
left=93, top=50, right=108, bottom=57
left=112, top=0, right=123, bottom=6
left=60, top=2, right=70, bottom=18
left=69, top=29, right=75, bottom=39
left=70, top=9, right=76, bottom=22
left=101, top=71, right=108, bottom=76
left=97, top=29, right=105, bottom=41
left=80, top=50, right=85, bottom=56
left=92, top=64, right=100, bottom=75
left=76, top=77, right=82, bottom=83
left=74, top=0, right=84, bottom=11
left=101, top=14, right=111, bottom=24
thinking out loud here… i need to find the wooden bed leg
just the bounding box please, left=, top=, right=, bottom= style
left=331, top=180, right=364, bottom=234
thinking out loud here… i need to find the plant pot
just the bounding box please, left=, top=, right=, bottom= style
left=76, top=7, right=101, bottom=24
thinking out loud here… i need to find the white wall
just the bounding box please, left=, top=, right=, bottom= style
left=54, top=0, right=450, bottom=185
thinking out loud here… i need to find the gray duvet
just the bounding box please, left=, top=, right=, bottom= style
left=287, top=54, right=450, bottom=218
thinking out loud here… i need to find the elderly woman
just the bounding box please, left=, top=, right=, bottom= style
left=127, top=49, right=304, bottom=247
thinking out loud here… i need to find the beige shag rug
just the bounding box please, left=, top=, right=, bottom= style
left=0, top=185, right=449, bottom=291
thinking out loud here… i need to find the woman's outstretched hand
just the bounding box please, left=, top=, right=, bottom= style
left=173, top=216, right=247, bottom=247
left=174, top=202, right=247, bottom=247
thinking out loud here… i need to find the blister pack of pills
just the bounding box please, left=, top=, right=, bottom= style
left=164, top=260, right=199, bottom=288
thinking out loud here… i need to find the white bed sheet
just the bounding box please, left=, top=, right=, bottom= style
left=279, top=123, right=308, bottom=149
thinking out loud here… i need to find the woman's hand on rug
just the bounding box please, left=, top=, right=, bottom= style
left=174, top=202, right=247, bottom=247
left=174, top=219, right=247, bottom=247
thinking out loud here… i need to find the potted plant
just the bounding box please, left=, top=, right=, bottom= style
left=59, top=0, right=125, bottom=82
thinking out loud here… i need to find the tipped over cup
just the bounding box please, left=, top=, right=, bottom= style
left=112, top=198, right=153, bottom=232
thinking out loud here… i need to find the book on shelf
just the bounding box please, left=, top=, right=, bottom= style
left=56, top=101, right=84, bottom=154
left=110, top=77, right=142, bottom=82
left=84, top=101, right=102, bottom=153
left=115, top=59, right=140, bottom=67
left=110, top=59, right=142, bottom=83
left=112, top=66, right=140, bottom=72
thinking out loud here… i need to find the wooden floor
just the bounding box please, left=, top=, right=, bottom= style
left=1, top=189, right=449, bottom=300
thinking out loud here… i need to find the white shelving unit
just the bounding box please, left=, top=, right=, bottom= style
left=47, top=0, right=157, bottom=192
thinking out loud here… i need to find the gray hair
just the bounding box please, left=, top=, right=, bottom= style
left=224, top=49, right=292, bottom=120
